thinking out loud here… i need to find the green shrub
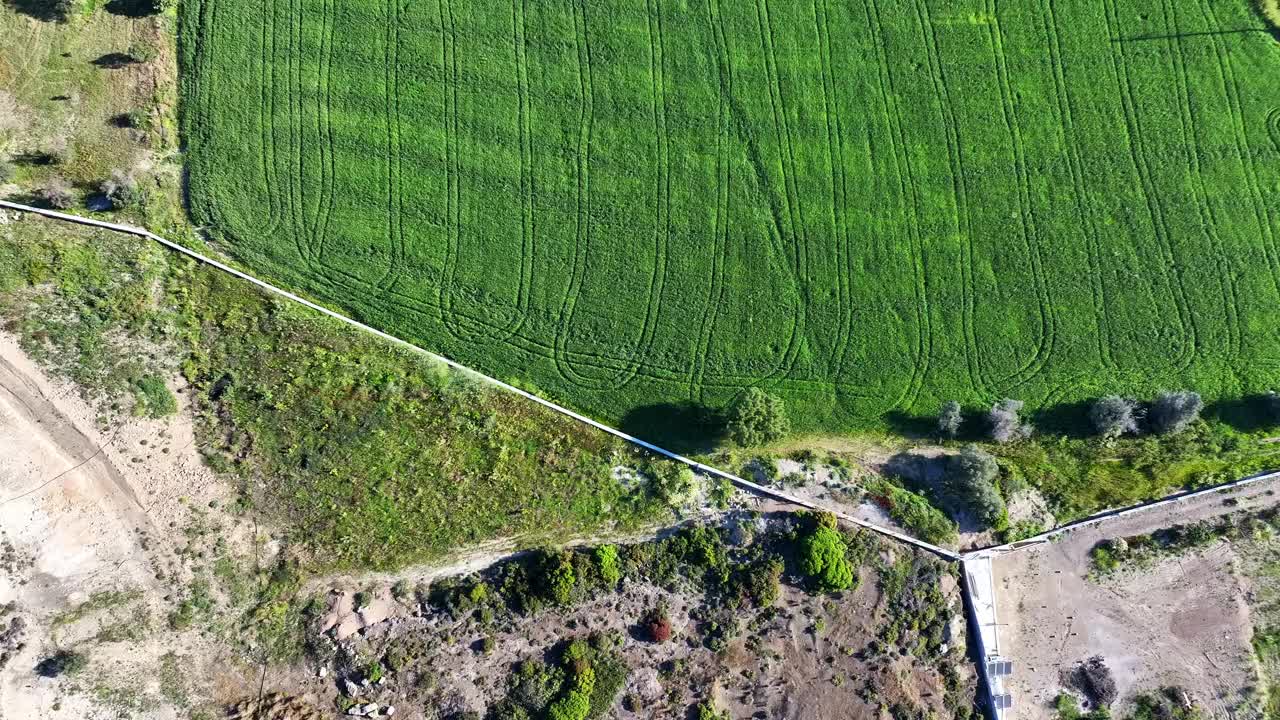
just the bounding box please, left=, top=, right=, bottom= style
left=540, top=550, right=576, bottom=605
left=595, top=545, right=621, bottom=588
left=35, top=650, right=88, bottom=677
left=868, top=480, right=958, bottom=546
left=697, top=701, right=730, bottom=720
left=726, top=388, right=789, bottom=447
left=547, top=665, right=595, bottom=720
left=799, top=522, right=855, bottom=592
left=132, top=375, right=177, bottom=417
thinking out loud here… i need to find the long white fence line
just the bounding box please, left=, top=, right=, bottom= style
left=966, top=467, right=1280, bottom=559
left=0, top=199, right=961, bottom=560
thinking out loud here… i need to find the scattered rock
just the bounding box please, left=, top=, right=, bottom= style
left=317, top=666, right=328, bottom=679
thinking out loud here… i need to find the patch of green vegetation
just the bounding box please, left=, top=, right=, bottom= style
left=1054, top=693, right=1110, bottom=720
left=132, top=374, right=177, bottom=417
left=50, top=589, right=143, bottom=630
left=866, top=479, right=958, bottom=546
left=157, top=652, right=190, bottom=708
left=1126, top=688, right=1200, bottom=720
left=0, top=217, right=671, bottom=572
left=492, top=634, right=623, bottom=720
left=996, top=424, right=1280, bottom=523
left=0, top=224, right=179, bottom=415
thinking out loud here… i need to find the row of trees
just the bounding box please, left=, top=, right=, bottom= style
left=725, top=384, right=1259, bottom=450
left=937, top=389, right=1215, bottom=443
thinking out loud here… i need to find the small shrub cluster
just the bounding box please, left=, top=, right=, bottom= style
left=493, top=634, right=625, bottom=720
left=1127, top=687, right=1199, bottom=720
left=871, top=555, right=953, bottom=660
left=1054, top=693, right=1110, bottom=720
left=867, top=480, right=958, bottom=545
left=101, top=170, right=147, bottom=211
left=34, top=649, right=88, bottom=677
left=36, top=178, right=75, bottom=210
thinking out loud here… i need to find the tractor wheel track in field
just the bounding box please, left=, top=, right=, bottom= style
left=750, top=0, right=810, bottom=388
left=1162, top=0, right=1242, bottom=364
left=982, top=0, right=1057, bottom=392
left=861, top=0, right=932, bottom=412
left=551, top=0, right=658, bottom=392
left=1200, top=0, right=1280, bottom=308
left=688, top=0, right=733, bottom=403
left=1042, top=0, right=1115, bottom=371
left=911, top=0, right=988, bottom=402
left=1100, top=0, right=1200, bottom=372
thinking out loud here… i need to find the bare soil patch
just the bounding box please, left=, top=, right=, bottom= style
left=992, top=478, right=1280, bottom=720
left=0, top=332, right=250, bottom=719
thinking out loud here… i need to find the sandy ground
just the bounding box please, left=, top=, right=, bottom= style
left=992, top=478, right=1280, bottom=720
left=0, top=332, right=245, bottom=719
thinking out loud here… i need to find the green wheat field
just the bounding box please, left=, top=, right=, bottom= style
left=180, top=0, right=1280, bottom=436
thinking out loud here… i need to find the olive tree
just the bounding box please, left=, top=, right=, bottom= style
left=988, top=398, right=1032, bottom=444
left=1149, top=390, right=1203, bottom=435
left=36, top=178, right=75, bottom=210
left=1089, top=395, right=1141, bottom=439
left=937, top=400, right=963, bottom=439
left=945, top=445, right=1006, bottom=529
left=726, top=387, right=789, bottom=447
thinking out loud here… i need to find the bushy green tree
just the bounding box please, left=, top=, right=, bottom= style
left=945, top=445, right=1006, bottom=529
left=726, top=387, right=789, bottom=447
left=799, top=517, right=855, bottom=592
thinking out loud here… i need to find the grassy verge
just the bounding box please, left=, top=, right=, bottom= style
left=995, top=423, right=1280, bottom=522
left=0, top=214, right=673, bottom=572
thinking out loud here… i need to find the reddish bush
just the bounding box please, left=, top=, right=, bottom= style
left=644, top=610, right=672, bottom=643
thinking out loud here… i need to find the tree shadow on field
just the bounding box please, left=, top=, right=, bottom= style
left=104, top=0, right=155, bottom=16
left=619, top=401, right=725, bottom=455
left=1208, top=394, right=1275, bottom=434
left=3, top=0, right=65, bottom=21
left=1032, top=399, right=1095, bottom=439
left=91, top=52, right=136, bottom=69
left=883, top=411, right=937, bottom=441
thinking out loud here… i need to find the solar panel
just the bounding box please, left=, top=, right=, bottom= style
left=993, top=694, right=1014, bottom=710
left=987, top=660, right=1013, bottom=676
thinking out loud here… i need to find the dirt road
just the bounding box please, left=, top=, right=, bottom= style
left=0, top=332, right=236, bottom=719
